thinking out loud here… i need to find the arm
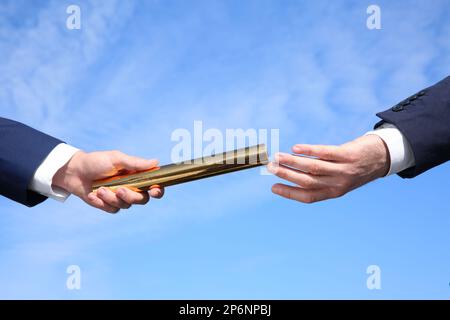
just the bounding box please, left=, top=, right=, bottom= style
left=0, top=117, right=62, bottom=207
left=0, top=117, right=163, bottom=212
left=269, top=75, right=450, bottom=203
left=375, top=76, right=450, bottom=178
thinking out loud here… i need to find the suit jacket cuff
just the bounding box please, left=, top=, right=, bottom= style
left=375, top=76, right=450, bottom=178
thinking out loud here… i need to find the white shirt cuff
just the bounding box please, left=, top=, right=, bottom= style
left=29, top=143, right=80, bottom=202
left=365, top=123, right=416, bottom=176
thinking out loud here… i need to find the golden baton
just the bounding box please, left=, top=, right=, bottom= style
left=92, top=144, right=269, bottom=192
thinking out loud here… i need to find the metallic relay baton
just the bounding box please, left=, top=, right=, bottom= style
left=92, top=144, right=269, bottom=192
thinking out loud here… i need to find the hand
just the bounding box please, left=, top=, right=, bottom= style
left=52, top=150, right=164, bottom=213
left=268, top=135, right=390, bottom=203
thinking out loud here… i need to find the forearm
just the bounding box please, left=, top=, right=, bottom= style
left=375, top=76, right=450, bottom=178
left=0, top=117, right=63, bottom=207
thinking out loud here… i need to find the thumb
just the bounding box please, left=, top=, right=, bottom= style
left=111, top=151, right=159, bottom=172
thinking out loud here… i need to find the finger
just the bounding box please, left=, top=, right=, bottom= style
left=96, top=187, right=131, bottom=209
left=267, top=162, right=329, bottom=189
left=149, top=186, right=164, bottom=199
left=271, top=183, right=333, bottom=204
left=116, top=187, right=150, bottom=205
left=111, top=151, right=159, bottom=172
left=274, top=153, right=339, bottom=176
left=292, top=144, right=345, bottom=161
left=86, top=192, right=120, bottom=214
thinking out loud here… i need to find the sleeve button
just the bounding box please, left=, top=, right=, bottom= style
left=392, top=105, right=404, bottom=112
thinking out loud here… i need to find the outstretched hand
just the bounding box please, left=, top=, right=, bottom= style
left=268, top=135, right=390, bottom=203
left=52, top=150, right=164, bottom=213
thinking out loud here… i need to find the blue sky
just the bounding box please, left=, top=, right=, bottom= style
left=0, top=0, right=449, bottom=299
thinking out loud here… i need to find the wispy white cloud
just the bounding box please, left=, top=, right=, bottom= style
left=0, top=0, right=449, bottom=298
left=0, top=0, right=135, bottom=134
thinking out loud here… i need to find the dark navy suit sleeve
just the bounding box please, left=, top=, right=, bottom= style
left=0, top=117, right=62, bottom=207
left=375, top=76, right=450, bottom=178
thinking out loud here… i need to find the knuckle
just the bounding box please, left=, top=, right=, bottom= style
left=319, top=147, right=331, bottom=158
left=287, top=155, right=298, bottom=167
left=323, top=151, right=332, bottom=159
left=277, top=167, right=288, bottom=179
left=277, top=187, right=287, bottom=197
left=282, top=188, right=293, bottom=200
left=288, top=155, right=298, bottom=165
left=343, top=165, right=357, bottom=177
left=284, top=156, right=296, bottom=166
left=335, top=147, right=346, bottom=159
left=300, top=177, right=314, bottom=189
left=339, top=149, right=352, bottom=161
left=308, top=163, right=321, bottom=175
left=346, top=152, right=359, bottom=163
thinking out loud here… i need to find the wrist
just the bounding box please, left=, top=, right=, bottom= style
left=52, top=150, right=86, bottom=194
left=366, top=134, right=390, bottom=178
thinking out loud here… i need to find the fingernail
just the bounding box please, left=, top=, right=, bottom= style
left=97, top=188, right=105, bottom=196
left=88, top=193, right=96, bottom=201
left=116, top=188, right=125, bottom=197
